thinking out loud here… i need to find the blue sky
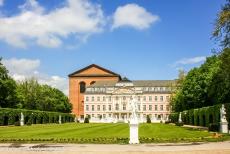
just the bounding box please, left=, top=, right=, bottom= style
left=0, top=0, right=225, bottom=94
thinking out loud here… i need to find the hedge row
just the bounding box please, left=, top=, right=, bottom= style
left=169, top=103, right=230, bottom=128
left=0, top=108, right=75, bottom=126
left=0, top=136, right=228, bottom=144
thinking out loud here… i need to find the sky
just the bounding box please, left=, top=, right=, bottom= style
left=0, top=0, right=226, bottom=95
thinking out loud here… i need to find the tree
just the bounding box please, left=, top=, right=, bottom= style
left=213, top=0, right=230, bottom=48
left=0, top=58, right=19, bottom=108
left=209, top=48, right=230, bottom=104
left=17, top=78, right=72, bottom=113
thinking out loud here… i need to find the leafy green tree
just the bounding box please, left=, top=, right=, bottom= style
left=213, top=0, right=230, bottom=48
left=209, top=48, right=230, bottom=104
left=17, top=78, right=72, bottom=113
left=0, top=58, right=19, bottom=108
left=171, top=56, right=220, bottom=111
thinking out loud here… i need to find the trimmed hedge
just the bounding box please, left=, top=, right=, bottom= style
left=169, top=103, right=230, bottom=128
left=0, top=108, right=75, bottom=126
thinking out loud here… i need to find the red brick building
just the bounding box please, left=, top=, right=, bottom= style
left=68, top=64, right=121, bottom=117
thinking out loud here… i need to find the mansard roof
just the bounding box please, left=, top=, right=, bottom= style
left=88, top=80, right=176, bottom=87
left=68, top=64, right=121, bottom=78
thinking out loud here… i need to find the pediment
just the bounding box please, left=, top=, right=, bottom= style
left=113, top=87, right=135, bottom=94
left=68, top=64, right=121, bottom=77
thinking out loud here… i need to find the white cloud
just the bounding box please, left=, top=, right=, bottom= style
left=2, top=58, right=68, bottom=95
left=2, top=58, right=40, bottom=74
left=112, top=4, right=159, bottom=30
left=0, top=0, right=4, bottom=7
left=0, top=0, right=105, bottom=48
left=173, top=56, right=206, bottom=66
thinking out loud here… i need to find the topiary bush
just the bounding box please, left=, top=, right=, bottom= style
left=146, top=115, right=151, bottom=123
left=208, top=123, right=219, bottom=132
left=84, top=117, right=89, bottom=123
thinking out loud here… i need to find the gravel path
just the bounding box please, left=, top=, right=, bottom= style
left=0, top=141, right=230, bottom=154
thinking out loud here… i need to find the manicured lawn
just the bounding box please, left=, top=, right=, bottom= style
left=0, top=123, right=229, bottom=143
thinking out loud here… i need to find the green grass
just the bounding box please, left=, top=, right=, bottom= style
left=0, top=123, right=229, bottom=143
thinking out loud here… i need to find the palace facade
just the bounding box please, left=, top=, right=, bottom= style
left=69, top=64, right=175, bottom=123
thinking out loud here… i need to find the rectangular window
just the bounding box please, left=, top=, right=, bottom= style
left=160, top=87, right=163, bottom=91
left=109, top=105, right=112, bottom=111
left=160, top=105, right=163, bottom=111
left=86, top=105, right=89, bottom=111
left=115, top=104, right=119, bottom=110
left=86, top=96, right=89, bottom=101
left=149, top=96, right=152, bottom=101
left=103, top=105, right=106, bottom=111
left=166, top=105, right=169, bottom=111
left=160, top=96, right=163, bottom=101
left=123, top=96, right=126, bottom=100
left=97, top=105, right=100, bottom=111
left=155, top=96, right=157, bottom=101
left=109, top=114, right=111, bottom=117
left=138, top=96, right=141, bottom=101
left=109, top=96, right=111, bottom=101
left=143, top=105, right=146, bottom=111
left=91, top=96, right=94, bottom=101
left=103, top=114, right=106, bottom=118
left=92, top=114, right=94, bottom=117
left=97, top=97, right=100, bottom=101
left=123, top=104, right=126, bottom=110
left=103, top=96, right=105, bottom=101
left=166, top=96, right=169, bottom=102
left=138, top=105, right=140, bottom=111
left=92, top=105, right=94, bottom=111
left=149, top=105, right=152, bottom=111
left=143, top=96, right=146, bottom=101
left=155, top=105, right=157, bottom=111
left=116, top=96, right=119, bottom=100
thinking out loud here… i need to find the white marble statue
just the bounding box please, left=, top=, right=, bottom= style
left=178, top=112, right=182, bottom=123
left=20, top=112, right=24, bottom=126
left=130, top=96, right=138, bottom=121
left=129, top=95, right=139, bottom=144
left=220, top=104, right=227, bottom=123
left=220, top=104, right=229, bottom=133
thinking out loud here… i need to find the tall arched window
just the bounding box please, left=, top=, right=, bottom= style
left=79, top=81, right=86, bottom=93
left=90, top=81, right=96, bottom=85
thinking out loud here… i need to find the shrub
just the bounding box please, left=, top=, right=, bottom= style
left=14, top=121, right=20, bottom=126
left=146, top=115, right=151, bottom=123
left=84, top=117, right=89, bottom=123
left=0, top=108, right=75, bottom=126
left=208, top=123, right=219, bottom=132
left=175, top=122, right=184, bottom=126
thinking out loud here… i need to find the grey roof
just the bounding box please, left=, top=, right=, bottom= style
left=88, top=80, right=176, bottom=88
left=132, top=80, right=176, bottom=87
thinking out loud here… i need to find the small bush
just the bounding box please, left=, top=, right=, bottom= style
left=84, top=117, right=89, bottom=123
left=26, top=119, right=32, bottom=126
left=208, top=123, right=219, bottom=132
left=14, top=121, right=20, bottom=126
left=175, top=122, right=184, bottom=126
left=146, top=115, right=151, bottom=123
left=164, top=121, right=170, bottom=124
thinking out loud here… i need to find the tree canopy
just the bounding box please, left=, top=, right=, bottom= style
left=0, top=58, right=72, bottom=113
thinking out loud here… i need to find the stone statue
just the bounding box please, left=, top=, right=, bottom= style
left=129, top=95, right=139, bottom=144
left=20, top=112, right=24, bottom=126
left=178, top=112, right=182, bottom=123
left=220, top=104, right=227, bottom=123
left=220, top=104, right=229, bottom=133
left=130, top=96, right=138, bottom=121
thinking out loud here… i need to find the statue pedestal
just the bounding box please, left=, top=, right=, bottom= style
left=220, top=122, right=229, bottom=133
left=129, top=119, right=139, bottom=144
